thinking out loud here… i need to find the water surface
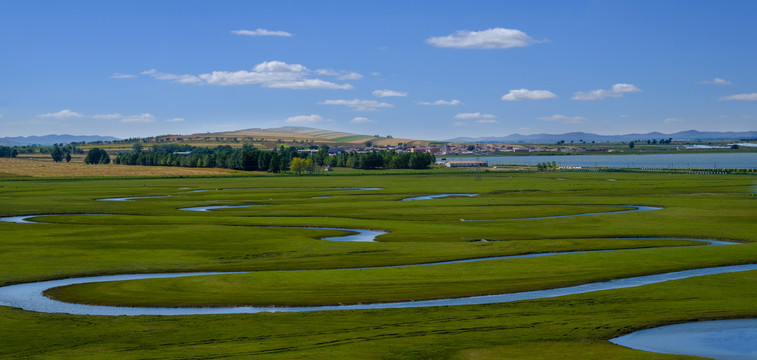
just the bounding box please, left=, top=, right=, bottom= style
left=611, top=319, right=757, bottom=360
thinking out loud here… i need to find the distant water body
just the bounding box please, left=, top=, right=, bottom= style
left=445, top=153, right=757, bottom=169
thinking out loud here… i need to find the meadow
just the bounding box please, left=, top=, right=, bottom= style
left=0, top=169, right=756, bottom=359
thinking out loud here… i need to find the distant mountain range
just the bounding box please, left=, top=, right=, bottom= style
left=0, top=134, right=120, bottom=146
left=3, top=129, right=756, bottom=147
left=447, top=130, right=757, bottom=144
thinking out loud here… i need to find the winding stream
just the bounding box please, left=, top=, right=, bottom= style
left=1, top=196, right=755, bottom=358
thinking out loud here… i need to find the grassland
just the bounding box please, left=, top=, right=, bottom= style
left=0, top=169, right=756, bottom=359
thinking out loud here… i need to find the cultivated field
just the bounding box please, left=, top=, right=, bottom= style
left=0, top=157, right=243, bottom=178
left=0, top=170, right=756, bottom=359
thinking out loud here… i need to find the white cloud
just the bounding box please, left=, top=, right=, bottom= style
left=143, top=69, right=202, bottom=84
left=319, top=99, right=393, bottom=111
left=38, top=109, right=85, bottom=118
left=572, top=83, right=641, bottom=101
left=338, top=72, right=363, bottom=80
left=664, top=117, right=684, bottom=123
left=372, top=89, right=407, bottom=97
left=145, top=61, right=353, bottom=90
left=475, top=119, right=499, bottom=124
left=111, top=73, right=135, bottom=79
left=701, top=77, right=732, bottom=85
left=265, top=79, right=353, bottom=90
left=231, top=28, right=292, bottom=37
left=417, top=99, right=464, bottom=106
left=253, top=61, right=306, bottom=73
left=316, top=69, right=363, bottom=80
left=719, top=93, right=757, bottom=101
left=455, top=112, right=495, bottom=119
left=165, top=117, right=185, bottom=122
left=427, top=28, right=542, bottom=49
left=501, top=89, right=557, bottom=101
left=121, top=113, right=156, bottom=123
left=538, top=114, right=585, bottom=123
left=286, top=114, right=323, bottom=124
left=350, top=117, right=375, bottom=124
left=453, top=121, right=469, bottom=126
left=92, top=113, right=123, bottom=120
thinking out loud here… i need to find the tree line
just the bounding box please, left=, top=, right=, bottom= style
left=1, top=144, right=83, bottom=158
left=113, top=144, right=435, bottom=173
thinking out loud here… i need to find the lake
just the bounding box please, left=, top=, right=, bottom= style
left=444, top=152, right=757, bottom=169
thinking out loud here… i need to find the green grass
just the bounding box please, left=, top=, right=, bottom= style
left=1, top=171, right=756, bottom=358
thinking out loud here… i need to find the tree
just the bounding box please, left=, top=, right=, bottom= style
left=65, top=153, right=72, bottom=163
left=291, top=157, right=314, bottom=175
left=132, top=142, right=143, bottom=152
left=51, top=146, right=64, bottom=162
left=84, top=148, right=110, bottom=164
left=629, top=141, right=635, bottom=149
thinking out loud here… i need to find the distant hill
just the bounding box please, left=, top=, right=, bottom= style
left=0, top=134, right=120, bottom=146
left=448, top=130, right=757, bottom=144
left=162, top=126, right=431, bottom=147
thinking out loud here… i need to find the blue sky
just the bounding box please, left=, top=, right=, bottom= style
left=1, top=0, right=755, bottom=140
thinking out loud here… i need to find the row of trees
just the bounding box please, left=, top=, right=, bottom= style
left=114, top=145, right=299, bottom=173
left=0, top=144, right=83, bottom=158
left=113, top=144, right=436, bottom=173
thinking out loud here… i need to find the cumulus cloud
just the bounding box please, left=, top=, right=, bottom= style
left=372, top=89, right=408, bottom=97
left=111, top=73, right=135, bottom=79
left=501, top=89, right=557, bottom=101
left=319, top=99, right=393, bottom=111
left=121, top=113, right=156, bottom=123
left=455, top=112, right=495, bottom=119
left=475, top=119, right=499, bottom=124
left=144, top=61, right=353, bottom=90
left=701, top=77, right=732, bottom=85
left=142, top=69, right=202, bottom=84
left=417, top=99, right=463, bottom=106
left=286, top=114, right=323, bottom=124
left=265, top=79, right=353, bottom=90
left=537, top=114, right=585, bottom=124
left=165, top=117, right=185, bottom=122
left=315, top=69, right=363, bottom=80
left=231, top=28, right=292, bottom=37
left=719, top=93, right=757, bottom=101
left=427, top=28, right=542, bottom=49
left=338, top=72, right=363, bottom=80
left=453, top=121, right=469, bottom=127
left=350, top=117, right=375, bottom=124
left=38, top=109, right=85, bottom=118
left=92, top=113, right=123, bottom=120
left=572, top=83, right=641, bottom=101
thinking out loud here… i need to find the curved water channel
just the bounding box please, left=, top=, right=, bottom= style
left=2, top=193, right=756, bottom=358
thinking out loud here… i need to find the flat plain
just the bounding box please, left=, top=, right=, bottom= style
left=1, top=168, right=756, bottom=359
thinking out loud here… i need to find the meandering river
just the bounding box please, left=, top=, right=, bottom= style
left=2, top=190, right=756, bottom=359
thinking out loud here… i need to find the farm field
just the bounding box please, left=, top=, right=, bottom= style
left=0, top=171, right=756, bottom=359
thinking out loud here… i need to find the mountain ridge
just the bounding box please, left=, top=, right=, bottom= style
left=0, top=134, right=121, bottom=146
left=447, top=130, right=757, bottom=144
